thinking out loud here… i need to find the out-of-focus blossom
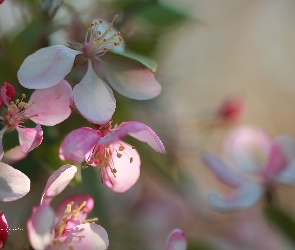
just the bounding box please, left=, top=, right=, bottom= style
left=0, top=212, right=8, bottom=249
left=0, top=162, right=30, bottom=202
left=165, top=229, right=187, bottom=250
left=27, top=165, right=108, bottom=250
left=0, top=1, right=4, bottom=5
left=59, top=121, right=165, bottom=193
left=0, top=81, right=72, bottom=159
left=202, top=126, right=295, bottom=211
left=18, top=16, right=162, bottom=124
left=217, top=97, right=244, bottom=124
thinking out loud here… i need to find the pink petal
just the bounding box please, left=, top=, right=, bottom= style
left=165, top=229, right=187, bottom=250
left=17, top=45, right=81, bottom=89
left=224, top=126, right=271, bottom=174
left=0, top=162, right=30, bottom=201
left=101, top=56, right=161, bottom=100
left=99, top=121, right=165, bottom=153
left=262, top=143, right=287, bottom=181
left=59, top=127, right=101, bottom=163
left=55, top=194, right=94, bottom=223
left=27, top=204, right=55, bottom=250
left=103, top=141, right=141, bottom=193
left=0, top=212, right=8, bottom=249
left=207, top=183, right=264, bottom=212
left=26, top=80, right=73, bottom=126
left=202, top=152, right=247, bottom=188
left=16, top=124, right=43, bottom=154
left=63, top=223, right=109, bottom=250
left=41, top=165, right=77, bottom=205
left=73, top=61, right=116, bottom=124
left=1, top=82, right=15, bottom=106
left=2, top=146, right=27, bottom=165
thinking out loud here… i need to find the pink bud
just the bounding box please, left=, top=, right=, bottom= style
left=0, top=0, right=4, bottom=4
left=3, top=82, right=16, bottom=99
left=0, top=212, right=8, bottom=249
left=218, top=97, right=243, bottom=123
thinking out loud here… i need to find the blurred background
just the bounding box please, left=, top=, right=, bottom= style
left=2, top=0, right=295, bottom=249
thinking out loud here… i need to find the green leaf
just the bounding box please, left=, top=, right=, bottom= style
left=138, top=2, right=189, bottom=27
left=264, top=204, right=295, bottom=244
left=107, top=49, right=157, bottom=72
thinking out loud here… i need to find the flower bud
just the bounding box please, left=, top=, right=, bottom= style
left=0, top=212, right=8, bottom=249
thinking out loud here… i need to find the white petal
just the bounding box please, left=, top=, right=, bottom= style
left=73, top=61, right=116, bottom=124
left=18, top=45, right=80, bottom=89
left=207, top=184, right=264, bottom=212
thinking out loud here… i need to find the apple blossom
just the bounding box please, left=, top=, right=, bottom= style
left=0, top=212, right=8, bottom=249
left=17, top=16, right=162, bottom=124
left=0, top=80, right=72, bottom=159
left=59, top=121, right=165, bottom=193
left=165, top=229, right=187, bottom=250
left=27, top=165, right=108, bottom=250
left=202, top=126, right=295, bottom=212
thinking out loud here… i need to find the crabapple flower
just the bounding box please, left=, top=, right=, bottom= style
left=202, top=126, right=295, bottom=212
left=27, top=165, right=109, bottom=250
left=0, top=80, right=72, bottom=159
left=18, top=16, right=161, bottom=124
left=0, top=1, right=4, bottom=4
left=165, top=229, right=187, bottom=250
left=59, top=121, right=165, bottom=193
left=0, top=212, right=8, bottom=249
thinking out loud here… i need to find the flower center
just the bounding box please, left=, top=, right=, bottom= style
left=0, top=93, right=37, bottom=131
left=82, top=15, right=124, bottom=58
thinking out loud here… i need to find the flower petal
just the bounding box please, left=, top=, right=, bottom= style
left=165, top=229, right=187, bottom=250
left=0, top=162, right=30, bottom=201
left=99, top=121, right=165, bottom=153
left=0, top=127, right=7, bottom=161
left=202, top=152, right=247, bottom=188
left=41, top=165, right=77, bottom=205
left=224, top=126, right=271, bottom=174
left=274, top=135, right=295, bottom=164
left=262, top=143, right=287, bottom=181
left=63, top=223, right=109, bottom=250
left=55, top=194, right=94, bottom=223
left=73, top=61, right=116, bottom=124
left=59, top=127, right=101, bottom=163
left=101, top=56, right=161, bottom=100
left=0, top=212, right=8, bottom=248
left=2, top=146, right=27, bottom=165
left=277, top=160, right=295, bottom=184
left=16, top=124, right=43, bottom=154
left=103, top=141, right=140, bottom=193
left=27, top=204, right=55, bottom=250
left=17, top=45, right=80, bottom=89
left=26, top=80, right=73, bottom=126
left=207, top=183, right=264, bottom=212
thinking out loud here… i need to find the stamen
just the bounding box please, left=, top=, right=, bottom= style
left=82, top=217, right=98, bottom=223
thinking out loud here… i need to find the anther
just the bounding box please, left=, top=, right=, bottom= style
left=22, top=94, right=26, bottom=98
left=82, top=165, right=88, bottom=169
left=130, top=157, right=133, bottom=163
left=118, top=145, right=125, bottom=151
left=116, top=153, right=122, bottom=158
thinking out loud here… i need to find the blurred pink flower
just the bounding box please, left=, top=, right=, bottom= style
left=202, top=126, right=295, bottom=211
left=59, top=121, right=165, bottom=193
left=165, top=229, right=187, bottom=250
left=0, top=212, right=8, bottom=249
left=27, top=165, right=108, bottom=250
left=17, top=17, right=161, bottom=124
left=0, top=80, right=72, bottom=159
left=0, top=0, right=4, bottom=4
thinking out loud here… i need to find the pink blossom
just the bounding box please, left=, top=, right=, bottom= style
left=0, top=212, right=8, bottom=249
left=202, top=126, right=295, bottom=211
left=17, top=17, right=161, bottom=124
left=0, top=80, right=72, bottom=159
left=0, top=0, right=4, bottom=4
left=59, top=121, right=165, bottom=193
left=165, top=229, right=187, bottom=250
left=217, top=97, right=244, bottom=123
left=27, top=165, right=108, bottom=250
